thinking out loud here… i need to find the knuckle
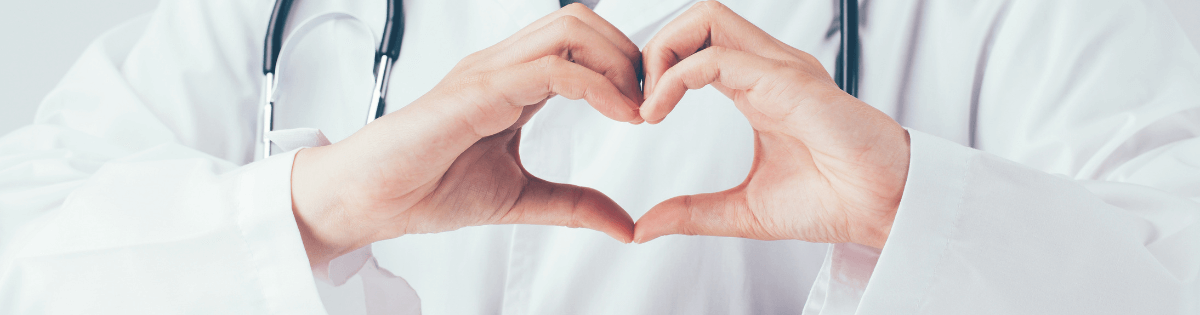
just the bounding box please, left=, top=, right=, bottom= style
left=690, top=46, right=726, bottom=63
left=695, top=0, right=729, bottom=14
left=462, top=50, right=486, bottom=64
left=466, top=72, right=495, bottom=96
left=795, top=50, right=820, bottom=65
left=551, top=15, right=586, bottom=33
left=660, top=63, right=681, bottom=80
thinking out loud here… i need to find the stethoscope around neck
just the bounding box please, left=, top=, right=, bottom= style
left=256, top=0, right=858, bottom=161
left=257, top=0, right=403, bottom=160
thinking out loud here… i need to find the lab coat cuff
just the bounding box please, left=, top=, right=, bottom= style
left=807, top=129, right=977, bottom=314
left=261, top=128, right=374, bottom=286
left=232, top=148, right=329, bottom=313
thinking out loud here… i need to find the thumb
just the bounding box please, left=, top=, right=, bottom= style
left=498, top=177, right=635, bottom=243
left=633, top=190, right=758, bottom=243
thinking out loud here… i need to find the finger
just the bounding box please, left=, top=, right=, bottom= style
left=641, top=46, right=780, bottom=124
left=641, top=1, right=798, bottom=96
left=507, top=3, right=642, bottom=68
left=632, top=190, right=763, bottom=243
left=490, top=55, right=640, bottom=123
left=500, top=177, right=635, bottom=243
left=390, top=55, right=637, bottom=162
left=500, top=15, right=643, bottom=106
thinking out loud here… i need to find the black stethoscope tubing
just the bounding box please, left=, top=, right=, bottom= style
left=258, top=0, right=403, bottom=159
left=837, top=0, right=859, bottom=98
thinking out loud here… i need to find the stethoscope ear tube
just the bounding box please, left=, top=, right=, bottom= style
left=263, top=0, right=295, bottom=75
left=368, top=0, right=402, bottom=124
left=378, top=0, right=404, bottom=60
left=258, top=0, right=404, bottom=160
left=836, top=0, right=859, bottom=98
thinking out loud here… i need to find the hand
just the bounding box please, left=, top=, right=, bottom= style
left=632, top=1, right=910, bottom=249
left=290, top=4, right=644, bottom=267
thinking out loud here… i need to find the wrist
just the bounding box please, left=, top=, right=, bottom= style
left=850, top=208, right=896, bottom=249
left=290, top=145, right=366, bottom=266
left=853, top=128, right=910, bottom=249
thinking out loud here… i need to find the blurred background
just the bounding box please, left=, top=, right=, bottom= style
left=1, top=0, right=1198, bottom=136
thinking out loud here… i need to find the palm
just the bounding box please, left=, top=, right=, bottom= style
left=400, top=107, right=554, bottom=234
left=732, top=87, right=903, bottom=244
left=636, top=81, right=901, bottom=244
left=339, top=98, right=633, bottom=243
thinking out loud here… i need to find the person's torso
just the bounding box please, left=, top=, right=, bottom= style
left=267, top=0, right=1007, bottom=313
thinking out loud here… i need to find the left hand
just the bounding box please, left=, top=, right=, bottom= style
left=632, top=1, right=910, bottom=249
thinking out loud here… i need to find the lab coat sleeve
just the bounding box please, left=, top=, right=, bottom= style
left=802, top=0, right=1200, bottom=314
left=803, top=129, right=1200, bottom=314
left=0, top=0, right=422, bottom=313
left=0, top=19, right=332, bottom=314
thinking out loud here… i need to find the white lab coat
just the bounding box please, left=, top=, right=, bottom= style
left=1, top=0, right=1198, bottom=314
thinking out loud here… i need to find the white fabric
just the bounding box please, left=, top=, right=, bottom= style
left=807, top=129, right=1200, bottom=314
left=1, top=0, right=1198, bottom=314
left=267, top=129, right=421, bottom=315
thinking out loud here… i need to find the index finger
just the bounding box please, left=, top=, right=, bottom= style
left=641, top=1, right=800, bottom=95
left=504, top=3, right=642, bottom=69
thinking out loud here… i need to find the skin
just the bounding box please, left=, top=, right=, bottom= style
left=631, top=1, right=909, bottom=249
left=291, top=4, right=645, bottom=268
left=291, top=1, right=911, bottom=268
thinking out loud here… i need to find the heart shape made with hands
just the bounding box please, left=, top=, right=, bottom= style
left=293, top=3, right=908, bottom=265
left=374, top=1, right=908, bottom=249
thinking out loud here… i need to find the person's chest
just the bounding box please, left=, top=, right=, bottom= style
left=270, top=0, right=981, bottom=314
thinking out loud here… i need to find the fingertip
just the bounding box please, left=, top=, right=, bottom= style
left=645, top=111, right=665, bottom=124
left=638, top=96, right=661, bottom=124
left=588, top=211, right=635, bottom=244
left=579, top=187, right=636, bottom=243
left=605, top=229, right=634, bottom=244
left=631, top=229, right=662, bottom=244
left=615, top=213, right=636, bottom=243
left=631, top=200, right=681, bottom=244
left=619, top=232, right=635, bottom=244
left=595, top=91, right=643, bottom=123
left=644, top=112, right=666, bottom=125
left=638, top=77, right=682, bottom=124
left=626, top=98, right=642, bottom=122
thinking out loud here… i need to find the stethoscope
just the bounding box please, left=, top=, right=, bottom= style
left=258, top=0, right=403, bottom=160
left=257, top=0, right=859, bottom=160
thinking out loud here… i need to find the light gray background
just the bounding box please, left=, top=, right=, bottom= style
left=1, top=0, right=1198, bottom=136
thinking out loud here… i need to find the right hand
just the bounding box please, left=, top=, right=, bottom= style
left=289, top=4, right=644, bottom=267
